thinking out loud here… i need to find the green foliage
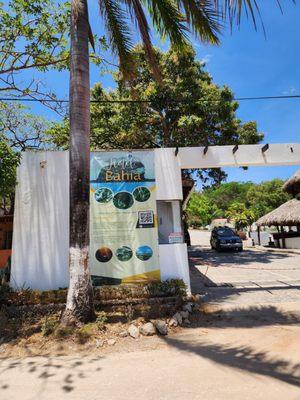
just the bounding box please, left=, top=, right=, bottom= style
left=0, top=0, right=70, bottom=72
left=75, top=324, right=94, bottom=343
left=225, top=201, right=255, bottom=230
left=2, top=280, right=186, bottom=307
left=0, top=0, right=104, bottom=103
left=41, top=317, right=58, bottom=337
left=47, top=46, right=263, bottom=159
left=187, top=179, right=291, bottom=228
left=246, top=179, right=291, bottom=219
left=0, top=138, right=20, bottom=198
left=98, top=0, right=223, bottom=79
left=187, top=193, right=221, bottom=228
left=204, top=182, right=254, bottom=213
left=145, top=279, right=186, bottom=297
left=96, top=312, right=108, bottom=330
left=0, top=103, right=51, bottom=151
left=54, top=325, right=74, bottom=338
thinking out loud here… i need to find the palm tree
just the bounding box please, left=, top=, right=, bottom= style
left=62, top=0, right=280, bottom=326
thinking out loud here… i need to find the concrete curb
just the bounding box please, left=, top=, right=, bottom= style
left=254, top=246, right=300, bottom=255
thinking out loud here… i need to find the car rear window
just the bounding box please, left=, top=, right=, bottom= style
left=216, top=228, right=235, bottom=237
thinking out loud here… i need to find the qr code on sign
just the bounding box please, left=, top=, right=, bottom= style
left=138, top=210, right=154, bottom=225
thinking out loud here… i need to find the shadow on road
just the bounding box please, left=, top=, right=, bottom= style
left=189, top=246, right=292, bottom=267
left=188, top=246, right=300, bottom=294
left=1, top=305, right=300, bottom=392
left=162, top=334, right=300, bottom=388
left=0, top=356, right=104, bottom=394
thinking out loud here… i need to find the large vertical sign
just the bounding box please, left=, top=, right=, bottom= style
left=90, top=151, right=160, bottom=285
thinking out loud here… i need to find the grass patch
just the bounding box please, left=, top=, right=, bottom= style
left=41, top=317, right=58, bottom=337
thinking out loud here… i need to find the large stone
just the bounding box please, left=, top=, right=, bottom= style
left=180, top=310, right=189, bottom=320
left=119, top=330, right=128, bottom=338
left=95, top=339, right=104, bottom=348
left=173, top=312, right=183, bottom=326
left=107, top=339, right=116, bottom=346
left=168, top=318, right=178, bottom=327
left=183, top=303, right=193, bottom=313
left=140, top=322, right=156, bottom=336
left=154, top=320, right=168, bottom=335
left=128, top=324, right=140, bottom=339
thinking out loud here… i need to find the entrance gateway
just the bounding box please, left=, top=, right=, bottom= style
left=11, top=143, right=300, bottom=292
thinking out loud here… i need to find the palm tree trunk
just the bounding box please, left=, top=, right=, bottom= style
left=61, top=0, right=95, bottom=326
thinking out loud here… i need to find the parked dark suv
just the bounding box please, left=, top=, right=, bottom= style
left=210, top=227, right=243, bottom=252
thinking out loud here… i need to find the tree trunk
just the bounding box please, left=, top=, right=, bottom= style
left=61, top=0, right=95, bottom=326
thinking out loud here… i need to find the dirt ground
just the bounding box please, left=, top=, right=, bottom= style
left=1, top=302, right=300, bottom=400
left=1, top=230, right=300, bottom=399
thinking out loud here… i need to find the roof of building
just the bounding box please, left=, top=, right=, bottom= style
left=282, top=170, right=300, bottom=196
left=256, top=198, right=300, bottom=227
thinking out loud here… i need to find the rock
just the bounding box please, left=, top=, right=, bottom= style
left=193, top=294, right=203, bottom=304
left=180, top=310, right=189, bottom=320
left=140, top=322, right=156, bottom=336
left=119, top=330, right=128, bottom=338
left=154, top=320, right=168, bottom=335
left=107, top=339, right=116, bottom=346
left=95, top=339, right=104, bottom=348
left=168, top=318, right=178, bottom=327
left=0, top=346, right=5, bottom=354
left=128, top=324, right=140, bottom=339
left=183, top=303, right=193, bottom=313
left=183, top=319, right=191, bottom=325
left=173, top=312, right=183, bottom=326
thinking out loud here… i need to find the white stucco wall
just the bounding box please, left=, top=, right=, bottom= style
left=11, top=151, right=70, bottom=290
left=277, top=237, right=300, bottom=249
left=11, top=150, right=188, bottom=290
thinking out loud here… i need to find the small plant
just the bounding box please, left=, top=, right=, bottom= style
left=41, top=317, right=58, bottom=337
left=54, top=325, right=74, bottom=338
left=125, top=305, right=134, bottom=322
left=96, top=312, right=107, bottom=330
left=75, top=326, right=93, bottom=344
left=0, top=284, right=12, bottom=303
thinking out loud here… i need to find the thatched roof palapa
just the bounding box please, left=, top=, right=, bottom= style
left=282, top=170, right=300, bottom=196
left=256, top=199, right=300, bottom=227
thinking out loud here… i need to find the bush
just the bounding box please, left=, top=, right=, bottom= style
left=95, top=312, right=107, bottom=330
left=41, top=317, right=58, bottom=337
left=54, top=325, right=74, bottom=338
left=75, top=325, right=93, bottom=344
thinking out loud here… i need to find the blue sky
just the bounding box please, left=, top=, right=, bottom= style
left=18, top=1, right=300, bottom=184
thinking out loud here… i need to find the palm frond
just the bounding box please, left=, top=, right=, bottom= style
left=178, top=0, right=222, bottom=44
left=218, top=0, right=289, bottom=31
left=99, top=0, right=135, bottom=79
left=143, top=0, right=189, bottom=50
left=123, top=0, right=162, bottom=81
left=223, top=0, right=260, bottom=28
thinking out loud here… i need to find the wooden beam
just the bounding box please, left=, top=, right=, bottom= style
left=177, top=143, right=300, bottom=169
left=280, top=226, right=286, bottom=249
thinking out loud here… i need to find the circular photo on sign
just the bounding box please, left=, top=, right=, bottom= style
left=116, top=246, right=133, bottom=262
left=136, top=245, right=153, bottom=261
left=133, top=186, right=151, bottom=202
left=95, top=247, right=113, bottom=263
left=94, top=187, right=113, bottom=203
left=113, top=191, right=134, bottom=210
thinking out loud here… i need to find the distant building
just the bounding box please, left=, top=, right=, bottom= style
left=256, top=170, right=300, bottom=249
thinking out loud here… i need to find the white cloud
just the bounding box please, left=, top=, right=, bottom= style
left=201, top=54, right=213, bottom=64
left=282, top=86, right=297, bottom=95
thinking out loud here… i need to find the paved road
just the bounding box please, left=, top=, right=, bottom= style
left=188, top=230, right=300, bottom=306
